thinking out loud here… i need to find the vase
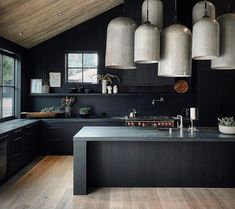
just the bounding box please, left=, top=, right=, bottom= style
left=41, top=85, right=50, bottom=93
left=113, top=85, right=118, bottom=94
left=65, top=106, right=72, bottom=118
left=102, top=80, right=108, bottom=94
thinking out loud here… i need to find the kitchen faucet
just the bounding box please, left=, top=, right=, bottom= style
left=172, top=115, right=184, bottom=130
left=152, top=97, right=164, bottom=106
left=176, top=115, right=183, bottom=129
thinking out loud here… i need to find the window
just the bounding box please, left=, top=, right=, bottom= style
left=66, top=52, right=98, bottom=83
left=0, top=52, right=16, bottom=119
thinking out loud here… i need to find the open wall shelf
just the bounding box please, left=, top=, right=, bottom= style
left=29, top=93, right=194, bottom=97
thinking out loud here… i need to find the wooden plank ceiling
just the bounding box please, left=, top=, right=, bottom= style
left=0, top=0, right=123, bottom=48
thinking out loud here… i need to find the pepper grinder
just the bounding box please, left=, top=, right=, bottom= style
left=188, top=107, right=199, bottom=132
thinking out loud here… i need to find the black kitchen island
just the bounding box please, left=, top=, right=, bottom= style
left=73, top=126, right=235, bottom=195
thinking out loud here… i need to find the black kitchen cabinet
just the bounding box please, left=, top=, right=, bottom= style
left=41, top=120, right=124, bottom=155
left=7, top=123, right=40, bottom=176
left=0, top=134, right=8, bottom=184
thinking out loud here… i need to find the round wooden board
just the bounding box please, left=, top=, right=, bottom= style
left=174, top=80, right=189, bottom=94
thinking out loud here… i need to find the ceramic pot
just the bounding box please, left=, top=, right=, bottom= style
left=219, top=125, right=235, bottom=135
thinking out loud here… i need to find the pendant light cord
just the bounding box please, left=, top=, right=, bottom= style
left=122, top=1, right=126, bottom=17
left=147, top=0, right=149, bottom=22
left=228, top=0, right=232, bottom=12
left=174, top=0, right=178, bottom=23
left=145, top=0, right=151, bottom=23
left=203, top=0, right=209, bottom=17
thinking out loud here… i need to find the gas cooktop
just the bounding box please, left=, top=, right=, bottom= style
left=126, top=116, right=178, bottom=128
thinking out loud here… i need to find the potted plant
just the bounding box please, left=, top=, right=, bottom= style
left=218, top=117, right=235, bottom=134
left=96, top=74, right=120, bottom=94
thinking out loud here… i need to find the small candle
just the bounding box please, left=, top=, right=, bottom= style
left=190, top=108, right=197, bottom=120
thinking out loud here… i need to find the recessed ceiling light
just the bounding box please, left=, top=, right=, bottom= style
left=19, top=32, right=24, bottom=36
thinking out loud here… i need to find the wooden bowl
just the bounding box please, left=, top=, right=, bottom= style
left=21, top=112, right=64, bottom=119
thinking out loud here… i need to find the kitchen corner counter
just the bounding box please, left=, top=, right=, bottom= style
left=74, top=126, right=235, bottom=142
left=0, top=119, right=40, bottom=135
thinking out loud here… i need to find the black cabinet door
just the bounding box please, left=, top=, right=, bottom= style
left=42, top=122, right=83, bottom=155
left=42, top=120, right=124, bottom=155
left=7, top=123, right=40, bottom=176
left=0, top=135, right=8, bottom=183
left=24, top=124, right=40, bottom=161
left=8, top=128, right=25, bottom=156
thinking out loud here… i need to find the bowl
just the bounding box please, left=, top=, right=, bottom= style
left=79, top=107, right=92, bottom=118
left=69, top=88, right=77, bottom=93
left=219, top=125, right=235, bottom=135
left=85, top=89, right=93, bottom=93
left=78, top=87, right=85, bottom=93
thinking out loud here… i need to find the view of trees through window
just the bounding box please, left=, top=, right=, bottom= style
left=0, top=53, right=15, bottom=119
left=67, top=52, right=98, bottom=83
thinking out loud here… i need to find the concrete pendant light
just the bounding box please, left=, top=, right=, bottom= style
left=192, top=1, right=215, bottom=24
left=192, top=0, right=220, bottom=60
left=105, top=3, right=137, bottom=69
left=211, top=13, right=235, bottom=69
left=134, top=0, right=160, bottom=64
left=142, top=0, right=163, bottom=30
left=158, top=0, right=192, bottom=77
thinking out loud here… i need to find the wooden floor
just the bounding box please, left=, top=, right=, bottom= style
left=0, top=156, right=235, bottom=209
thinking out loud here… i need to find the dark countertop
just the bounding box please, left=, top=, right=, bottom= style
left=41, top=117, right=126, bottom=122
left=0, top=119, right=40, bottom=135
left=74, top=126, right=235, bottom=142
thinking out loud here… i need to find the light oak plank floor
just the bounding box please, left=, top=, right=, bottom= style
left=0, top=156, right=235, bottom=209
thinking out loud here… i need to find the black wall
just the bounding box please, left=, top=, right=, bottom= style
left=22, top=0, right=235, bottom=125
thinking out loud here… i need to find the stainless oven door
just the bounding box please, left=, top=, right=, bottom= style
left=0, top=137, right=7, bottom=181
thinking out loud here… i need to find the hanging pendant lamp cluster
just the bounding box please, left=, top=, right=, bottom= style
left=105, top=0, right=235, bottom=75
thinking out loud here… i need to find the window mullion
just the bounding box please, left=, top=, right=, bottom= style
left=0, top=54, right=3, bottom=119
left=82, top=53, right=84, bottom=82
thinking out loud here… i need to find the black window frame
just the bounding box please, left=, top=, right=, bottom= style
left=65, top=51, right=99, bottom=84
left=0, top=50, right=18, bottom=122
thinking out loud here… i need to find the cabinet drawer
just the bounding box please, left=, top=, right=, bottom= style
left=8, top=135, right=25, bottom=155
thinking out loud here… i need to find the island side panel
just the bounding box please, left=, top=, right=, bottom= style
left=73, top=140, right=87, bottom=195
left=87, top=141, right=194, bottom=187
left=87, top=141, right=235, bottom=188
